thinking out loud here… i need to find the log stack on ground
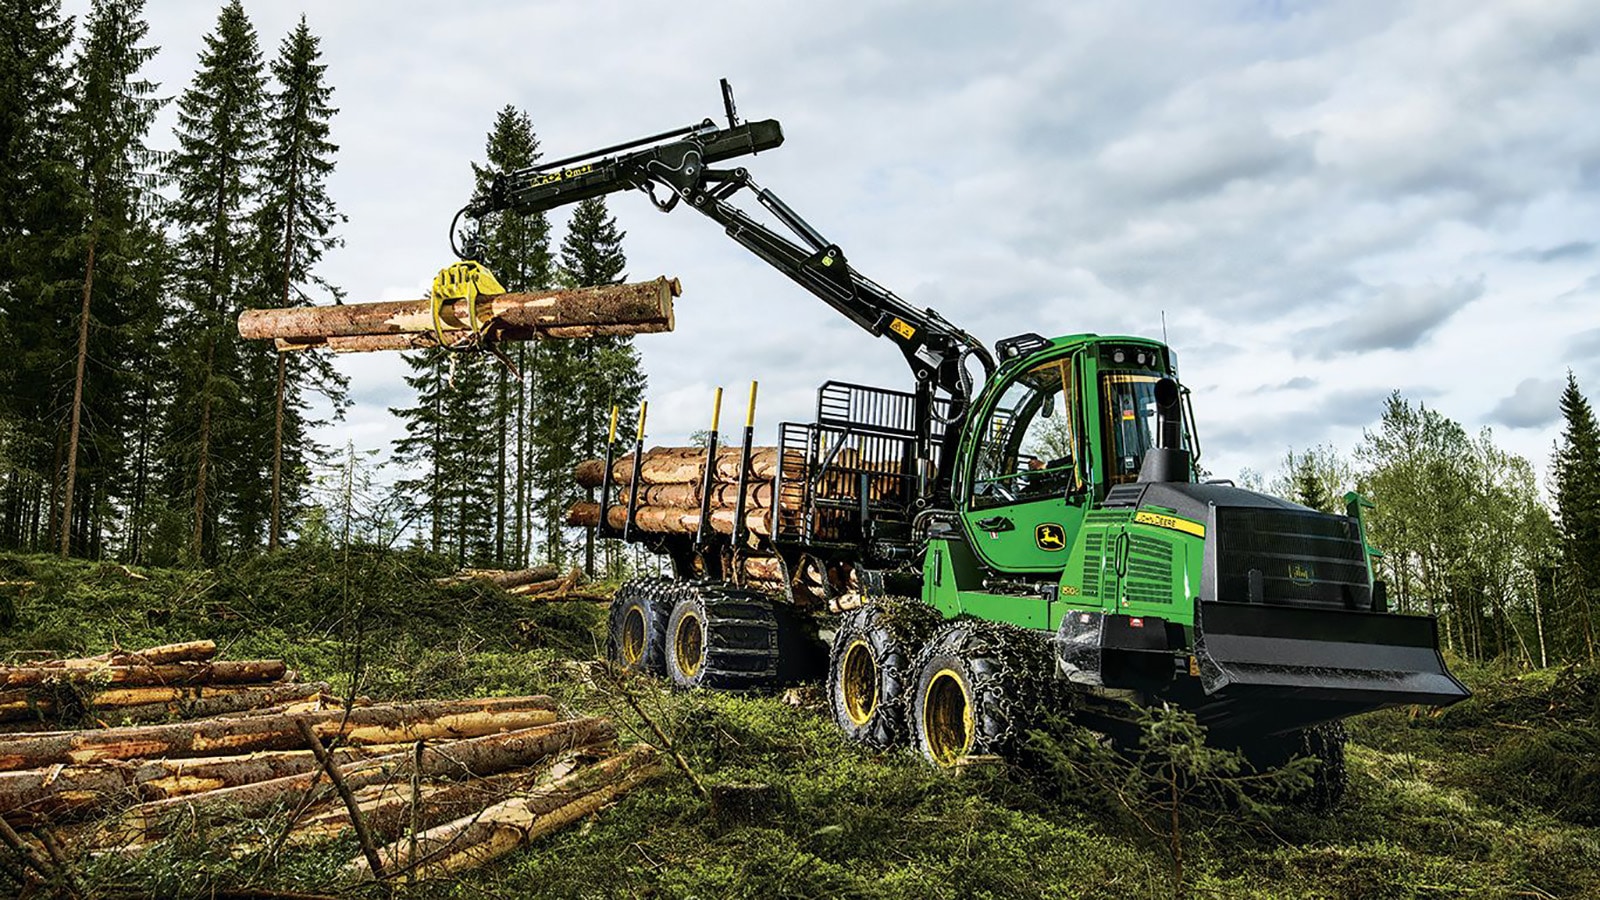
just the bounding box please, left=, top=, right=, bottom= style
left=0, top=683, right=661, bottom=886
left=237, top=277, right=680, bottom=353
left=0, top=641, right=329, bottom=727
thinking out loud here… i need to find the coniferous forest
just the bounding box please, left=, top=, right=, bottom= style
left=1, top=0, right=1593, bottom=667
left=1, top=3, right=1599, bottom=897
left=0, top=0, right=644, bottom=572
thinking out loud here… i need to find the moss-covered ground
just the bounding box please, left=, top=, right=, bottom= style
left=0, top=549, right=1595, bottom=899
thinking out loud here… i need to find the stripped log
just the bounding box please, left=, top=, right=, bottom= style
left=0, top=741, right=414, bottom=826
left=564, top=502, right=627, bottom=531
left=0, top=695, right=559, bottom=770
left=117, top=717, right=615, bottom=838
left=241, top=277, right=679, bottom=348
left=287, top=766, right=552, bottom=844
left=565, top=502, right=771, bottom=537
left=504, top=569, right=582, bottom=598
left=0, top=659, right=287, bottom=691
left=92, top=683, right=332, bottom=727
left=347, top=744, right=659, bottom=880
left=38, top=641, right=218, bottom=669
left=617, top=482, right=773, bottom=509
left=742, top=556, right=784, bottom=583
left=435, top=566, right=559, bottom=589
left=285, top=317, right=677, bottom=352
left=0, top=681, right=326, bottom=724
left=578, top=446, right=781, bottom=488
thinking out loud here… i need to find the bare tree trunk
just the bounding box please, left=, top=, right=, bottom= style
left=1535, top=571, right=1549, bottom=668
left=61, top=235, right=96, bottom=557
left=269, top=352, right=286, bottom=549
left=270, top=167, right=299, bottom=552
left=496, top=367, right=507, bottom=565
left=515, top=346, right=526, bottom=566
left=130, top=391, right=151, bottom=563
left=45, top=429, right=62, bottom=554
left=192, top=341, right=215, bottom=563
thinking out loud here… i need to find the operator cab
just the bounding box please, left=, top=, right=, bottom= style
left=955, top=334, right=1192, bottom=575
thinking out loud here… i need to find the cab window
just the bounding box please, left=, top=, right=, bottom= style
left=970, top=359, right=1082, bottom=509
left=1102, top=373, right=1162, bottom=485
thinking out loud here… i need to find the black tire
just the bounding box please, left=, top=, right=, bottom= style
left=664, top=585, right=782, bottom=690
left=606, top=578, right=676, bottom=676
left=1238, top=721, right=1349, bottom=809
left=907, top=620, right=1057, bottom=766
left=827, top=598, right=943, bottom=750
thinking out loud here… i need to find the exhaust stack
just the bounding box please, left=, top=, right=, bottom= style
left=1139, top=377, right=1191, bottom=483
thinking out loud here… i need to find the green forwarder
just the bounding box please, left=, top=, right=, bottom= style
left=454, top=82, right=1467, bottom=798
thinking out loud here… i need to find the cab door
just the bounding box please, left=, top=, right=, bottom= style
left=960, top=354, right=1090, bottom=574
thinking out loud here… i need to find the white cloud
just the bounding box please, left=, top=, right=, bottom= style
left=66, top=0, right=1600, bottom=493
left=1488, top=376, right=1565, bottom=430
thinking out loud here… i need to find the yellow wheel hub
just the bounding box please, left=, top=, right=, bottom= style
left=620, top=607, right=646, bottom=666
left=674, top=610, right=704, bottom=679
left=923, top=668, right=974, bottom=766
left=840, top=639, right=879, bottom=727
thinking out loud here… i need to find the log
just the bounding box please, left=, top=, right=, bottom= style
left=0, top=681, right=326, bottom=724
left=0, top=659, right=287, bottom=691
left=564, top=502, right=625, bottom=530
left=564, top=502, right=771, bottom=537
left=119, top=717, right=615, bottom=837
left=742, top=557, right=784, bottom=583
left=573, top=459, right=609, bottom=487
left=435, top=566, right=559, bottom=588
left=505, top=569, right=582, bottom=597
left=0, top=741, right=414, bottom=826
left=39, top=641, right=217, bottom=669
left=0, top=695, right=559, bottom=771
left=347, top=744, right=659, bottom=880
left=581, top=446, right=781, bottom=488
left=624, top=482, right=772, bottom=508
left=278, top=317, right=675, bottom=352
left=88, top=683, right=332, bottom=727
left=715, top=446, right=780, bottom=482
left=286, top=765, right=550, bottom=844
left=241, top=277, right=678, bottom=344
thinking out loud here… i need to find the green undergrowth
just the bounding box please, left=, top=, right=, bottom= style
left=1, top=550, right=1597, bottom=899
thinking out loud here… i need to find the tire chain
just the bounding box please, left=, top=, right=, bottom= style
left=1297, top=720, right=1348, bottom=809
left=606, top=577, right=679, bottom=673
left=909, top=618, right=1061, bottom=758
left=1237, top=718, right=1349, bottom=809
left=676, top=582, right=782, bottom=690
left=828, top=597, right=944, bottom=749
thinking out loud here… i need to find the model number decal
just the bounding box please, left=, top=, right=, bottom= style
left=1133, top=510, right=1205, bottom=538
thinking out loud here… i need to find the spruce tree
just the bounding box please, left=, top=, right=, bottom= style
left=165, top=0, right=266, bottom=562
left=473, top=106, right=550, bottom=565
left=1291, top=453, right=1331, bottom=513
left=547, top=197, right=644, bottom=573
left=1553, top=372, right=1600, bottom=661
left=59, top=0, right=166, bottom=557
left=0, top=0, right=76, bottom=551
left=254, top=15, right=346, bottom=550
left=392, top=107, right=551, bottom=566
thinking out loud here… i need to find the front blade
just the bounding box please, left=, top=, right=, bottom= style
left=1191, top=600, right=1469, bottom=734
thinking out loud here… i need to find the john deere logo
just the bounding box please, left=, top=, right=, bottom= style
left=1036, top=524, right=1066, bottom=551
left=1288, top=563, right=1314, bottom=586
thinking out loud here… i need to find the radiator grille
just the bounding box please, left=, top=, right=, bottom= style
left=1214, top=508, right=1369, bottom=609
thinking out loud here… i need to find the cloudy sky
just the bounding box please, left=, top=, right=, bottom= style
left=67, top=0, right=1600, bottom=490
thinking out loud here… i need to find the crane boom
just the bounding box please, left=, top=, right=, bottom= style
left=456, top=85, right=995, bottom=504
